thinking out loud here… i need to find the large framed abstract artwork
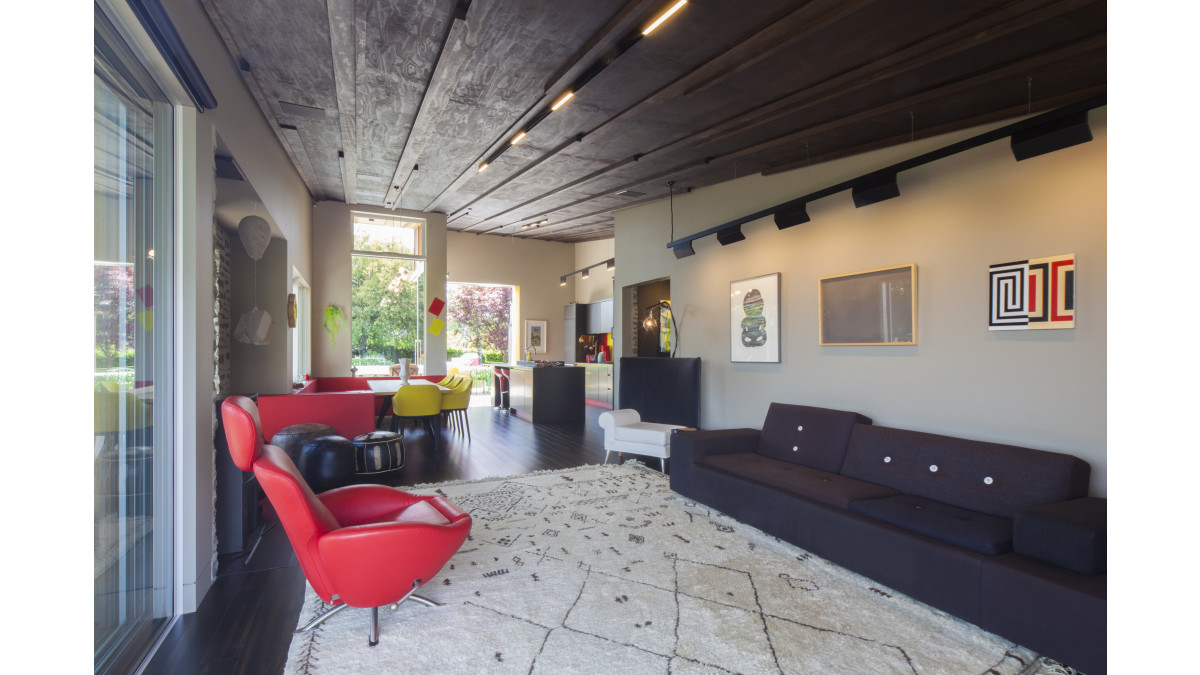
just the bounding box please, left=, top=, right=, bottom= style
left=988, top=254, right=1075, bottom=330
left=730, top=273, right=780, bottom=363
left=819, top=264, right=917, bottom=346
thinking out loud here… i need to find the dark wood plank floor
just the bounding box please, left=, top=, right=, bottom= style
left=145, top=399, right=618, bottom=675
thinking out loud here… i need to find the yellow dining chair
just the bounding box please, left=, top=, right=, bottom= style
left=440, top=378, right=473, bottom=439
left=391, top=384, right=444, bottom=449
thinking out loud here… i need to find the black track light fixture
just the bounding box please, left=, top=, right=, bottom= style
left=774, top=203, right=810, bottom=229
left=852, top=173, right=900, bottom=208
left=716, top=225, right=746, bottom=245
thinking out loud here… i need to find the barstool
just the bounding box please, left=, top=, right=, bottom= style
left=494, top=367, right=510, bottom=411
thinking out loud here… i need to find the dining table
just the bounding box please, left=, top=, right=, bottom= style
left=366, top=379, right=451, bottom=428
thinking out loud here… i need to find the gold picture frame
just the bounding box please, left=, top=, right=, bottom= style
left=819, top=264, right=917, bottom=346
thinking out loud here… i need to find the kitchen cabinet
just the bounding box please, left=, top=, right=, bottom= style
left=586, top=299, right=613, bottom=334
left=584, top=364, right=613, bottom=405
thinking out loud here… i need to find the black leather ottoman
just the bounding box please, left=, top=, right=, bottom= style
left=298, top=435, right=356, bottom=492
left=352, top=431, right=405, bottom=481
left=271, top=423, right=336, bottom=466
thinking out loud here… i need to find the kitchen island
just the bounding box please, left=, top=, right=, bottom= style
left=492, top=363, right=586, bottom=423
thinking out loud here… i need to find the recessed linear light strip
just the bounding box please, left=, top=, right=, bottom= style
left=643, top=0, right=688, bottom=35
left=475, top=0, right=688, bottom=173
left=665, top=94, right=1105, bottom=257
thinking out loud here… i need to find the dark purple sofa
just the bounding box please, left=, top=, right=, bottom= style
left=670, top=403, right=1106, bottom=675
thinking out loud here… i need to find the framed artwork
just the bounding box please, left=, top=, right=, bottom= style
left=731, top=273, right=780, bottom=362
left=988, top=254, right=1074, bottom=330
left=524, top=319, right=547, bottom=354
left=819, top=264, right=917, bottom=345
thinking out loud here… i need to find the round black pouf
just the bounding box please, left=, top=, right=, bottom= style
left=352, top=431, right=405, bottom=478
left=271, top=423, right=336, bottom=466
left=297, top=435, right=356, bottom=492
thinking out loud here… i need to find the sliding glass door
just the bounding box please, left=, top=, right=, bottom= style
left=94, top=7, right=175, bottom=673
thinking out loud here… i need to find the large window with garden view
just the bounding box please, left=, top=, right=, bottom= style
left=350, top=215, right=426, bottom=375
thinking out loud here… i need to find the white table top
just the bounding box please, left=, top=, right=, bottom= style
left=366, top=379, right=449, bottom=394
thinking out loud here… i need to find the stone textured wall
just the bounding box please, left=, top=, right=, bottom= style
left=213, top=224, right=232, bottom=400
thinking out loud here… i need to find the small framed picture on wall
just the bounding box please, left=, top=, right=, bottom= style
left=524, top=319, right=547, bottom=354
left=730, top=273, right=781, bottom=363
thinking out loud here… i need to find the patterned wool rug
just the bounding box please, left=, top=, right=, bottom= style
left=285, top=463, right=1072, bottom=674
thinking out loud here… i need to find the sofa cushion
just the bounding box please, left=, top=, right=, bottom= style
left=1014, top=497, right=1106, bottom=575
left=757, top=403, right=872, bottom=472
left=841, top=425, right=1090, bottom=518
left=849, top=494, right=1014, bottom=555
left=699, top=452, right=899, bottom=509
left=614, top=421, right=687, bottom=446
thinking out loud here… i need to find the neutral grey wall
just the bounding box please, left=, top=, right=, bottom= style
left=447, top=232, right=576, bottom=362
left=574, top=239, right=616, bottom=304
left=165, top=0, right=315, bottom=611
left=311, top=203, right=449, bottom=376
left=614, top=109, right=1108, bottom=496
left=228, top=236, right=290, bottom=394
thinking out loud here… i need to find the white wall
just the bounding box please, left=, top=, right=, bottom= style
left=614, top=109, right=1108, bottom=496
left=165, top=0, right=314, bottom=611
left=447, top=232, right=576, bottom=362
left=574, top=239, right=616, bottom=303
left=311, top=203, right=449, bottom=376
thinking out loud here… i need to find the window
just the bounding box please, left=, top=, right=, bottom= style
left=94, top=5, right=175, bottom=673
left=351, top=214, right=426, bottom=374
left=293, top=270, right=311, bottom=382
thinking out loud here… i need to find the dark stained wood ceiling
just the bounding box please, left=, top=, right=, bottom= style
left=199, top=0, right=1106, bottom=243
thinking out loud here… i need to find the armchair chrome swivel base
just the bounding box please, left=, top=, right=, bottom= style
left=295, top=579, right=443, bottom=647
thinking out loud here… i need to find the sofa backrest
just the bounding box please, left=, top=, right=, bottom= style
left=841, top=425, right=1090, bottom=518
left=757, top=403, right=872, bottom=472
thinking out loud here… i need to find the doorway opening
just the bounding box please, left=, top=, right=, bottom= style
left=446, top=282, right=514, bottom=398
left=624, top=278, right=672, bottom=358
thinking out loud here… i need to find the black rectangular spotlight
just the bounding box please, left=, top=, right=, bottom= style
left=716, top=225, right=746, bottom=245
left=1011, top=111, right=1093, bottom=161
left=774, top=203, right=810, bottom=229
left=673, top=243, right=695, bottom=258
left=852, top=173, right=900, bottom=208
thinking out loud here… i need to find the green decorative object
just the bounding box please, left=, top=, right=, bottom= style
left=323, top=304, right=346, bottom=346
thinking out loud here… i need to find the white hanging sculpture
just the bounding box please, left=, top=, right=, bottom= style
left=237, top=215, right=271, bottom=260
left=234, top=306, right=274, bottom=345
left=234, top=214, right=274, bottom=344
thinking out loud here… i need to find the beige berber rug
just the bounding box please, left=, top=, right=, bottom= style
left=286, top=462, right=1073, bottom=674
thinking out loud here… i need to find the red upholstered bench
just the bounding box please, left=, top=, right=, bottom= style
left=257, top=376, right=447, bottom=439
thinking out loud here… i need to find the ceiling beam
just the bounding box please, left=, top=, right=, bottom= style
left=474, top=35, right=1103, bottom=237
left=452, top=0, right=860, bottom=230
left=421, top=0, right=656, bottom=216
left=328, top=0, right=357, bottom=203
left=380, top=1, right=500, bottom=211
left=200, top=0, right=322, bottom=199
left=690, top=0, right=1101, bottom=146
left=760, top=85, right=1107, bottom=176
left=457, top=0, right=1102, bottom=232
left=681, top=0, right=875, bottom=98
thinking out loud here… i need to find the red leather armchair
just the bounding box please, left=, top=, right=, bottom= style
left=221, top=395, right=472, bottom=646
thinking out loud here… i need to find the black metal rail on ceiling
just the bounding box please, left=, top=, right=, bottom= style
left=665, top=93, right=1106, bottom=254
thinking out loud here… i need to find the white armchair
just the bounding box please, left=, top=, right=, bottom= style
left=597, top=409, right=690, bottom=473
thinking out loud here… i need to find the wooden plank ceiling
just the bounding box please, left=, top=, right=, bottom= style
left=199, top=0, right=1106, bottom=243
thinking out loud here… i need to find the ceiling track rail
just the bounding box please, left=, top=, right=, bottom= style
left=665, top=93, right=1106, bottom=252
